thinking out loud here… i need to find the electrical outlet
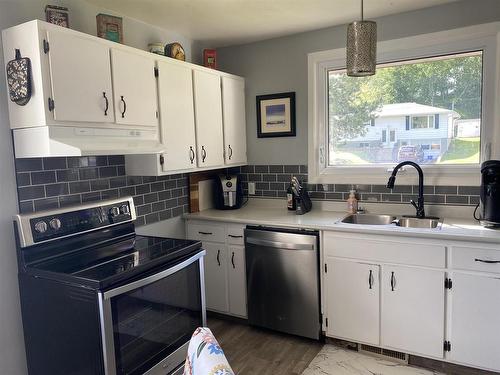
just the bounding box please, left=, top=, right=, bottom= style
left=248, top=182, right=256, bottom=195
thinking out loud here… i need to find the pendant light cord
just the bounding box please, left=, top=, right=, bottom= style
left=361, top=0, right=364, bottom=21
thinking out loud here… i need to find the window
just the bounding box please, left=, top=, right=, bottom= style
left=411, top=115, right=435, bottom=129
left=308, top=24, right=499, bottom=185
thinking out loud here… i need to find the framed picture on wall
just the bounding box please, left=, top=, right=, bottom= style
left=256, top=92, right=296, bottom=138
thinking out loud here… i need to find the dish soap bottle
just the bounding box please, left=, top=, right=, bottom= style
left=286, top=183, right=296, bottom=211
left=347, top=189, right=358, bottom=214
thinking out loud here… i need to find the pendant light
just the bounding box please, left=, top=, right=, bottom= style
left=346, top=0, right=377, bottom=77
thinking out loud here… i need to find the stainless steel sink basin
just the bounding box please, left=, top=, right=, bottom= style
left=341, top=214, right=397, bottom=225
left=396, top=217, right=443, bottom=229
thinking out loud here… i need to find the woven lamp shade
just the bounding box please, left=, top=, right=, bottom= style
left=346, top=20, right=377, bottom=77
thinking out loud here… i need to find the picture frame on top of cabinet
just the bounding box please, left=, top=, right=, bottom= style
left=45, top=5, right=69, bottom=28
left=256, top=92, right=296, bottom=138
left=96, top=13, right=123, bottom=43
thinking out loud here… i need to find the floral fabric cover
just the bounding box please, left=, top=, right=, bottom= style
left=183, top=327, right=234, bottom=375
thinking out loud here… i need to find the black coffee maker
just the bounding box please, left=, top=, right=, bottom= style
left=475, top=160, right=500, bottom=227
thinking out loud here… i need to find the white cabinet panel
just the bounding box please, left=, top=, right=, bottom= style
left=222, top=76, right=247, bottom=165
left=202, top=242, right=228, bottom=313
left=193, top=70, right=224, bottom=168
left=157, top=61, right=197, bottom=171
left=326, top=258, right=380, bottom=345
left=381, top=265, right=445, bottom=358
left=47, top=30, right=113, bottom=123
left=449, top=272, right=500, bottom=372
left=111, top=49, right=158, bottom=127
left=227, top=245, right=247, bottom=317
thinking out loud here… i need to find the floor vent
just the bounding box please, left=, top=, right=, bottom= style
left=359, top=344, right=409, bottom=364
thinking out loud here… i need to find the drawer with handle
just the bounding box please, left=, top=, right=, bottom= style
left=451, top=245, right=500, bottom=274
left=226, top=224, right=245, bottom=245
left=187, top=222, right=225, bottom=243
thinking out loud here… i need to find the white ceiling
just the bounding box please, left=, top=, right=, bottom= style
left=84, top=0, right=459, bottom=47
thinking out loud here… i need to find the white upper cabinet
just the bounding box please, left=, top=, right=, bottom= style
left=110, top=49, right=158, bottom=127
left=222, top=76, right=247, bottom=165
left=157, top=60, right=197, bottom=171
left=381, top=265, right=445, bottom=358
left=193, top=69, right=225, bottom=168
left=46, top=30, right=114, bottom=123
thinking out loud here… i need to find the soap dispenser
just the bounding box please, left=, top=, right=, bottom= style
left=347, top=189, right=358, bottom=214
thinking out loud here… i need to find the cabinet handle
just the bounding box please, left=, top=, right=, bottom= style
left=228, top=145, right=233, bottom=160
left=201, top=146, right=207, bottom=163
left=103, top=92, right=109, bottom=116
left=120, top=96, right=127, bottom=118
left=475, top=258, right=500, bottom=264
left=198, top=231, right=213, bottom=235
left=390, top=271, right=396, bottom=291
left=228, top=234, right=243, bottom=238
left=231, top=252, right=235, bottom=269
left=368, top=270, right=373, bottom=289
left=216, top=249, right=220, bottom=266
left=189, top=146, right=195, bottom=164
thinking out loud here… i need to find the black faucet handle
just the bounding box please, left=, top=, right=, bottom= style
left=410, top=199, right=419, bottom=211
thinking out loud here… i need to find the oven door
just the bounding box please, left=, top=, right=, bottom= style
left=98, top=250, right=206, bottom=375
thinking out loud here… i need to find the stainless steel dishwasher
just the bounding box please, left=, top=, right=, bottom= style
left=245, top=226, right=321, bottom=340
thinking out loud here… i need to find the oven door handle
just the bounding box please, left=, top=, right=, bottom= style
left=102, top=250, right=206, bottom=299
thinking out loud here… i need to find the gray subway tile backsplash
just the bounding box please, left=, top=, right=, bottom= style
left=241, top=164, right=479, bottom=207
left=14, top=156, right=189, bottom=227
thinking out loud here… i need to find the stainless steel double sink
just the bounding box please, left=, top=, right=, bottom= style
left=340, top=213, right=443, bottom=229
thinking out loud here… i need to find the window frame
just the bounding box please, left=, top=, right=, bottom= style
left=308, top=23, right=500, bottom=186
left=411, top=115, right=435, bottom=130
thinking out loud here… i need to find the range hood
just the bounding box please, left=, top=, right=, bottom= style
left=12, top=126, right=164, bottom=158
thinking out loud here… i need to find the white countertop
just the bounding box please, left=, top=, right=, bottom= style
left=184, top=199, right=500, bottom=244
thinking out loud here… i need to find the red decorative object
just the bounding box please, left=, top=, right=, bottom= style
left=203, top=49, right=217, bottom=69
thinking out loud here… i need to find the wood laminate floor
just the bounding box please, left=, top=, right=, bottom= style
left=207, top=318, right=323, bottom=375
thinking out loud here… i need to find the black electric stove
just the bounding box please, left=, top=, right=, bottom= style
left=15, top=197, right=206, bottom=375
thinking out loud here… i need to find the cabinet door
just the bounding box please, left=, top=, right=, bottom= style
left=111, top=49, right=158, bottom=127
left=381, top=265, right=445, bottom=358
left=46, top=30, right=113, bottom=123
left=221, top=76, right=247, bottom=165
left=326, top=258, right=380, bottom=345
left=157, top=61, right=197, bottom=172
left=227, top=245, right=247, bottom=317
left=193, top=70, right=224, bottom=167
left=449, top=273, right=500, bottom=371
left=202, top=242, right=228, bottom=313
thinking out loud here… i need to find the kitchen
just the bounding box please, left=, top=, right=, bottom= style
left=1, top=0, right=500, bottom=374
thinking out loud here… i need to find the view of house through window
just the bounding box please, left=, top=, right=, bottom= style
left=328, top=51, right=483, bottom=166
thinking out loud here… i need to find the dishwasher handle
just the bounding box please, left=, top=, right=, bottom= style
left=246, top=236, right=315, bottom=251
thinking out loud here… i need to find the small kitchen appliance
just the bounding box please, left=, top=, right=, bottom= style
left=476, top=160, right=500, bottom=227
left=14, top=197, right=206, bottom=375
left=214, top=174, right=244, bottom=210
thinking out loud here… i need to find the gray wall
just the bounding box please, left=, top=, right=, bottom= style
left=200, top=0, right=500, bottom=165
left=0, top=1, right=192, bottom=373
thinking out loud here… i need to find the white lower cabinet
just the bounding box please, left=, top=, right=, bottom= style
left=326, top=258, right=380, bottom=345
left=381, top=265, right=445, bottom=358
left=203, top=242, right=229, bottom=312
left=449, top=272, right=500, bottom=371
left=187, top=220, right=247, bottom=318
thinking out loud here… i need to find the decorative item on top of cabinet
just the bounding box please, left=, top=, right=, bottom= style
left=256, top=92, right=296, bottom=138
left=203, top=49, right=217, bottom=69
left=45, top=5, right=69, bottom=28
left=148, top=43, right=164, bottom=55
left=96, top=13, right=123, bottom=43
left=165, top=42, right=185, bottom=61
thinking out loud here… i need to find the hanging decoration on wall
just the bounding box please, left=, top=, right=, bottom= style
left=45, top=5, right=69, bottom=28
left=256, top=92, right=296, bottom=138
left=346, top=0, right=377, bottom=77
left=96, top=14, right=123, bottom=43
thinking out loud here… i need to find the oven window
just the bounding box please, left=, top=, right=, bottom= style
left=110, top=260, right=202, bottom=375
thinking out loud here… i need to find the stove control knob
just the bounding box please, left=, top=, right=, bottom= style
left=120, top=204, right=130, bottom=215
left=34, top=221, right=48, bottom=234
left=109, top=206, right=120, bottom=217
left=49, top=218, right=62, bottom=230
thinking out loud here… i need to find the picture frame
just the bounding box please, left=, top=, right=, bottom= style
left=256, top=92, right=296, bottom=138
left=96, top=13, right=123, bottom=44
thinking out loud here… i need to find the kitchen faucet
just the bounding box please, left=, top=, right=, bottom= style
left=387, top=161, right=426, bottom=218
